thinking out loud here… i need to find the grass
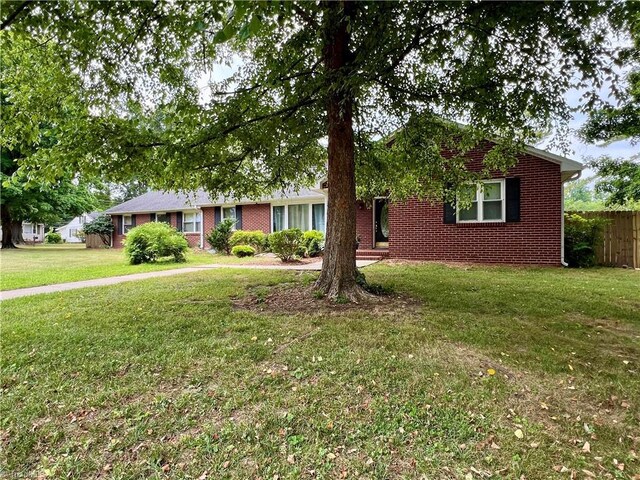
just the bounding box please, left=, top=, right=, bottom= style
left=0, top=245, right=278, bottom=291
left=1, top=263, right=638, bottom=479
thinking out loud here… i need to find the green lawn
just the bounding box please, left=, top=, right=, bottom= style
left=1, top=263, right=638, bottom=478
left=0, top=244, right=277, bottom=291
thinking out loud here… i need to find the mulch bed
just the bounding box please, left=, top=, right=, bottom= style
left=232, top=282, right=422, bottom=316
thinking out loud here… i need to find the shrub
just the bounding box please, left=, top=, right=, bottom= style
left=268, top=228, right=304, bottom=262
left=44, top=231, right=62, bottom=244
left=230, top=230, right=267, bottom=252
left=302, top=230, right=324, bottom=257
left=231, top=245, right=256, bottom=257
left=205, top=218, right=235, bottom=254
left=83, top=214, right=115, bottom=246
left=564, top=213, right=608, bottom=268
left=123, top=222, right=188, bottom=265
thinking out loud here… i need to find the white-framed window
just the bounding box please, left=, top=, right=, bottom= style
left=273, top=205, right=285, bottom=232
left=183, top=211, right=201, bottom=233
left=288, top=204, right=309, bottom=230
left=312, top=203, right=326, bottom=233
left=70, top=228, right=78, bottom=237
left=80, top=215, right=87, bottom=225
left=457, top=179, right=505, bottom=223
left=271, top=202, right=326, bottom=232
left=123, top=215, right=133, bottom=233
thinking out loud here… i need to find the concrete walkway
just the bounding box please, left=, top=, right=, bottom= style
left=0, top=260, right=378, bottom=301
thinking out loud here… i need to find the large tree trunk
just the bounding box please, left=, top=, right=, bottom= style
left=1, top=205, right=17, bottom=249
left=11, top=220, right=24, bottom=244
left=315, top=0, right=369, bottom=301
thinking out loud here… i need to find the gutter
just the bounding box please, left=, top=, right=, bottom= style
left=560, top=171, right=582, bottom=267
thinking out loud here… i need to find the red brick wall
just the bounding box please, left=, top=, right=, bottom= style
left=201, top=207, right=216, bottom=249
left=386, top=150, right=562, bottom=265
left=242, top=203, right=271, bottom=233
left=110, top=213, right=152, bottom=248
left=355, top=201, right=374, bottom=250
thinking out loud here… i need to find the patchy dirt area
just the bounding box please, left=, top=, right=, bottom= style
left=232, top=282, right=422, bottom=316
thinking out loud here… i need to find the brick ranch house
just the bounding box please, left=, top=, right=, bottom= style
left=104, top=142, right=583, bottom=265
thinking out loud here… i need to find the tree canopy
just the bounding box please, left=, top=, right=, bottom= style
left=0, top=32, right=99, bottom=247
left=581, top=1, right=639, bottom=143
left=1, top=0, right=632, bottom=295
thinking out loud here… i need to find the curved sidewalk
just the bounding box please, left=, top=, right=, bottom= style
left=0, top=260, right=377, bottom=301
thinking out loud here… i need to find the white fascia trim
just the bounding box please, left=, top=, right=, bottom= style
left=523, top=145, right=584, bottom=173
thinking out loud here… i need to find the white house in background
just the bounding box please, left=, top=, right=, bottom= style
left=58, top=212, right=101, bottom=243
left=21, top=222, right=46, bottom=242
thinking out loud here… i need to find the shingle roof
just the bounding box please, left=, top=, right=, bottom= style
left=104, top=187, right=325, bottom=214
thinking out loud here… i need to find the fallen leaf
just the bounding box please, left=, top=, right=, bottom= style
left=514, top=429, right=524, bottom=439
left=568, top=364, right=574, bottom=371
left=487, top=368, right=496, bottom=376
left=287, top=455, right=295, bottom=464
left=582, top=470, right=596, bottom=478
left=326, top=452, right=336, bottom=460
left=530, top=442, right=539, bottom=448
left=583, top=441, right=591, bottom=453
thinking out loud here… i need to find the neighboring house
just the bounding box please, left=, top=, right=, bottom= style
left=104, top=141, right=583, bottom=265
left=58, top=212, right=101, bottom=243
left=21, top=222, right=46, bottom=243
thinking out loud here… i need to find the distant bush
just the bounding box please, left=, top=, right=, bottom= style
left=231, top=245, right=256, bottom=258
left=44, top=231, right=62, bottom=244
left=302, top=230, right=324, bottom=257
left=205, top=218, right=235, bottom=254
left=230, top=230, right=267, bottom=252
left=564, top=213, right=608, bottom=268
left=268, top=228, right=303, bottom=262
left=124, top=222, right=188, bottom=264
left=83, top=215, right=115, bottom=246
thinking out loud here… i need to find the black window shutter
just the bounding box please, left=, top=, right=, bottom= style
left=235, top=205, right=243, bottom=230
left=150, top=213, right=156, bottom=222
left=214, top=207, right=221, bottom=225
left=443, top=202, right=456, bottom=224
left=131, top=214, right=137, bottom=227
left=176, top=212, right=183, bottom=231
left=118, top=215, right=123, bottom=235
left=505, top=177, right=521, bottom=222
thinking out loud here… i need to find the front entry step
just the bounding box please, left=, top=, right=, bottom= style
left=356, top=249, right=389, bottom=261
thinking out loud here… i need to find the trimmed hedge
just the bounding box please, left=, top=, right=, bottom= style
left=124, top=222, right=188, bottom=264
left=231, top=245, right=256, bottom=257
left=230, top=230, right=267, bottom=252
left=268, top=228, right=303, bottom=262
left=302, top=230, right=324, bottom=257
left=44, top=231, right=62, bottom=244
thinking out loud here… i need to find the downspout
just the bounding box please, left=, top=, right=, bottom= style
left=561, top=171, right=582, bottom=267
left=199, top=208, right=204, bottom=249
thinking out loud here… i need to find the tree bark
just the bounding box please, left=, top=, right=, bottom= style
left=315, top=0, right=369, bottom=301
left=11, top=220, right=24, bottom=244
left=1, top=205, right=17, bottom=249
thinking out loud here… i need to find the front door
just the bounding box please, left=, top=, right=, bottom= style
left=374, top=198, right=389, bottom=248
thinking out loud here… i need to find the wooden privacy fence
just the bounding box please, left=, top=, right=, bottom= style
left=569, top=211, right=640, bottom=268
left=85, top=233, right=110, bottom=248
